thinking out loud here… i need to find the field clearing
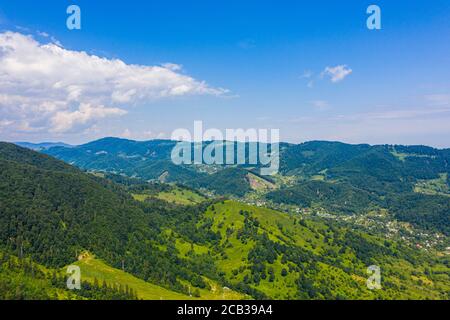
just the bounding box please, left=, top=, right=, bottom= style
left=414, top=173, right=449, bottom=197
left=132, top=186, right=206, bottom=205
left=156, top=187, right=206, bottom=205
left=72, top=255, right=191, bottom=300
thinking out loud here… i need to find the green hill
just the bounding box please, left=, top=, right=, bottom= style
left=197, top=201, right=449, bottom=299
left=72, top=253, right=244, bottom=300
left=0, top=249, right=137, bottom=300
left=72, top=254, right=190, bottom=300
left=0, top=142, right=238, bottom=298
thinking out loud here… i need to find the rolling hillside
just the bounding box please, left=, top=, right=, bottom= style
left=74, top=254, right=244, bottom=300
left=193, top=201, right=449, bottom=299
left=1, top=141, right=449, bottom=300
left=0, top=142, right=241, bottom=298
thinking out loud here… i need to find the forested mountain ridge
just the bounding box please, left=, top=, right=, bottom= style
left=0, top=142, right=149, bottom=266
left=38, top=138, right=450, bottom=235
left=0, top=142, right=226, bottom=297
left=40, top=138, right=450, bottom=188
left=1, top=142, right=78, bottom=173
left=14, top=142, right=72, bottom=151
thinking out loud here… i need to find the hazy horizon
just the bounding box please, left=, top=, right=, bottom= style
left=6, top=136, right=450, bottom=150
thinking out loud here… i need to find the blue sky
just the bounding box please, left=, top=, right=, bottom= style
left=0, top=0, right=449, bottom=147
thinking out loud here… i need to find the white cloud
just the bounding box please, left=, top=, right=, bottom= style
left=300, top=66, right=351, bottom=87
left=0, top=31, right=227, bottom=133
left=50, top=103, right=127, bottom=133
left=322, top=65, right=352, bottom=83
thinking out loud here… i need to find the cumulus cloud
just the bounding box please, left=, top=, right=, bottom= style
left=50, top=103, right=127, bottom=133
left=0, top=31, right=227, bottom=133
left=322, top=65, right=352, bottom=83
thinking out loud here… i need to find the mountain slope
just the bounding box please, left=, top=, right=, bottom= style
left=194, top=201, right=449, bottom=299
left=0, top=249, right=139, bottom=300
left=0, top=142, right=231, bottom=297
left=14, top=142, right=72, bottom=151
left=0, top=142, right=149, bottom=267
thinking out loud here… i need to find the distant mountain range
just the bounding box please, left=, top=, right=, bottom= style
left=27, top=137, right=449, bottom=180
left=14, top=141, right=73, bottom=151
left=11, top=138, right=450, bottom=235
left=20, top=137, right=447, bottom=236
